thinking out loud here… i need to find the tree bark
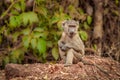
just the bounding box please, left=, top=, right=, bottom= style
left=93, top=0, right=103, bottom=56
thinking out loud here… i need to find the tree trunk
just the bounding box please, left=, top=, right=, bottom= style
left=93, top=0, right=103, bottom=56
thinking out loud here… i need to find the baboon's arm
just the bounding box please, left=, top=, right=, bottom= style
left=64, top=39, right=84, bottom=53
left=70, top=35, right=85, bottom=54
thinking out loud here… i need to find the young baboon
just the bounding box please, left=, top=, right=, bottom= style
left=58, top=20, right=85, bottom=66
left=58, top=20, right=109, bottom=75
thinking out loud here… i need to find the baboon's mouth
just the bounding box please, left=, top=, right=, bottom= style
left=69, top=33, right=75, bottom=38
left=70, top=32, right=74, bottom=36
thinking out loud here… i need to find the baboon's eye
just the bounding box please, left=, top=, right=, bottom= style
left=69, top=25, right=76, bottom=27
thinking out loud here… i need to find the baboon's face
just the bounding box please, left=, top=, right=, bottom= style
left=62, top=20, right=79, bottom=38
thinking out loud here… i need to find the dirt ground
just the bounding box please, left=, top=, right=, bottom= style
left=2, top=55, right=119, bottom=80
left=0, top=70, right=5, bottom=80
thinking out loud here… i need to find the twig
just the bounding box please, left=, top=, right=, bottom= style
left=0, top=0, right=20, bottom=20
left=33, top=0, right=35, bottom=11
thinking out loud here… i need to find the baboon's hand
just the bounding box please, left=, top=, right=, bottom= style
left=61, top=45, right=68, bottom=51
left=58, top=41, right=65, bottom=48
left=58, top=41, right=70, bottom=51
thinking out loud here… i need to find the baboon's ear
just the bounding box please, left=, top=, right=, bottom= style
left=76, top=21, right=79, bottom=29
left=62, top=20, right=67, bottom=27
left=76, top=21, right=79, bottom=26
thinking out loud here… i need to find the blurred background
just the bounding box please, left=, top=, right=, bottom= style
left=0, top=0, right=119, bottom=68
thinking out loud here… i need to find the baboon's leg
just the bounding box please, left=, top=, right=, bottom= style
left=59, top=48, right=66, bottom=63
left=65, top=42, right=84, bottom=55
left=73, top=56, right=79, bottom=64
left=73, top=51, right=83, bottom=61
left=65, top=49, right=74, bottom=66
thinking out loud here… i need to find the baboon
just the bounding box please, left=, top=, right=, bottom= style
left=58, top=20, right=109, bottom=75
left=58, top=20, right=85, bottom=66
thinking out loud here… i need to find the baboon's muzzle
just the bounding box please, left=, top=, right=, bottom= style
left=70, top=31, right=74, bottom=35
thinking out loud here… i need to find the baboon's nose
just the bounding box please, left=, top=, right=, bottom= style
left=70, top=32, right=74, bottom=35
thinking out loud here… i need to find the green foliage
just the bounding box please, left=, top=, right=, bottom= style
left=9, top=15, right=21, bottom=28
left=31, top=38, right=37, bottom=49
left=21, top=12, right=39, bottom=26
left=51, top=7, right=70, bottom=28
left=78, top=8, right=85, bottom=15
left=22, top=28, right=31, bottom=35
left=115, top=0, right=119, bottom=6
left=2, top=57, right=10, bottom=67
left=37, top=38, right=47, bottom=56
left=93, top=44, right=97, bottom=50
left=12, top=32, right=21, bottom=42
left=87, top=16, right=92, bottom=25
left=35, top=6, right=48, bottom=17
left=79, top=30, right=88, bottom=41
left=83, top=22, right=90, bottom=30
left=112, top=10, right=119, bottom=16
left=9, top=49, right=24, bottom=63
left=68, top=5, right=79, bottom=19
left=20, top=0, right=26, bottom=12
left=52, top=47, right=59, bottom=60
left=9, top=12, right=39, bottom=29
left=22, top=35, right=31, bottom=49
left=1, top=0, right=93, bottom=66
left=0, top=35, right=2, bottom=44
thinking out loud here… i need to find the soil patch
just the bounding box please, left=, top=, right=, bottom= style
left=5, top=56, right=120, bottom=80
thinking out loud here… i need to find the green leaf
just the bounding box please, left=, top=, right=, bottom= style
left=68, top=5, right=75, bottom=11
left=9, top=16, right=18, bottom=28
left=93, top=44, right=97, bottom=50
left=112, top=10, right=119, bottom=16
left=27, top=12, right=39, bottom=24
left=62, top=14, right=71, bottom=20
left=19, top=52, right=24, bottom=61
left=59, top=6, right=64, bottom=13
left=10, top=50, right=20, bottom=59
left=10, top=49, right=22, bottom=63
left=22, top=36, right=31, bottom=49
left=47, top=41, right=53, bottom=48
left=0, top=35, right=2, bottom=44
left=33, top=32, right=41, bottom=38
left=52, top=47, right=59, bottom=60
left=51, top=11, right=70, bottom=25
left=21, top=12, right=39, bottom=26
left=16, top=16, right=22, bottom=26
left=87, top=16, right=92, bottom=25
left=78, top=8, right=84, bottom=15
left=12, top=32, right=20, bottom=42
left=83, top=22, right=90, bottom=30
left=37, top=38, right=46, bottom=55
left=13, top=3, right=21, bottom=11
left=0, top=26, right=5, bottom=33
left=22, top=28, right=31, bottom=35
left=20, top=0, right=25, bottom=12
left=39, top=32, right=48, bottom=39
left=31, top=38, right=37, bottom=49
left=33, top=31, right=48, bottom=39
left=9, top=16, right=21, bottom=28
left=11, top=9, right=19, bottom=15
left=35, top=6, right=47, bottom=17
left=2, top=56, right=9, bottom=66
left=51, top=15, right=60, bottom=24
left=42, top=52, right=47, bottom=59
left=21, top=13, right=28, bottom=26
left=34, top=27, right=44, bottom=32
left=115, top=0, right=119, bottom=6
left=79, top=31, right=88, bottom=41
